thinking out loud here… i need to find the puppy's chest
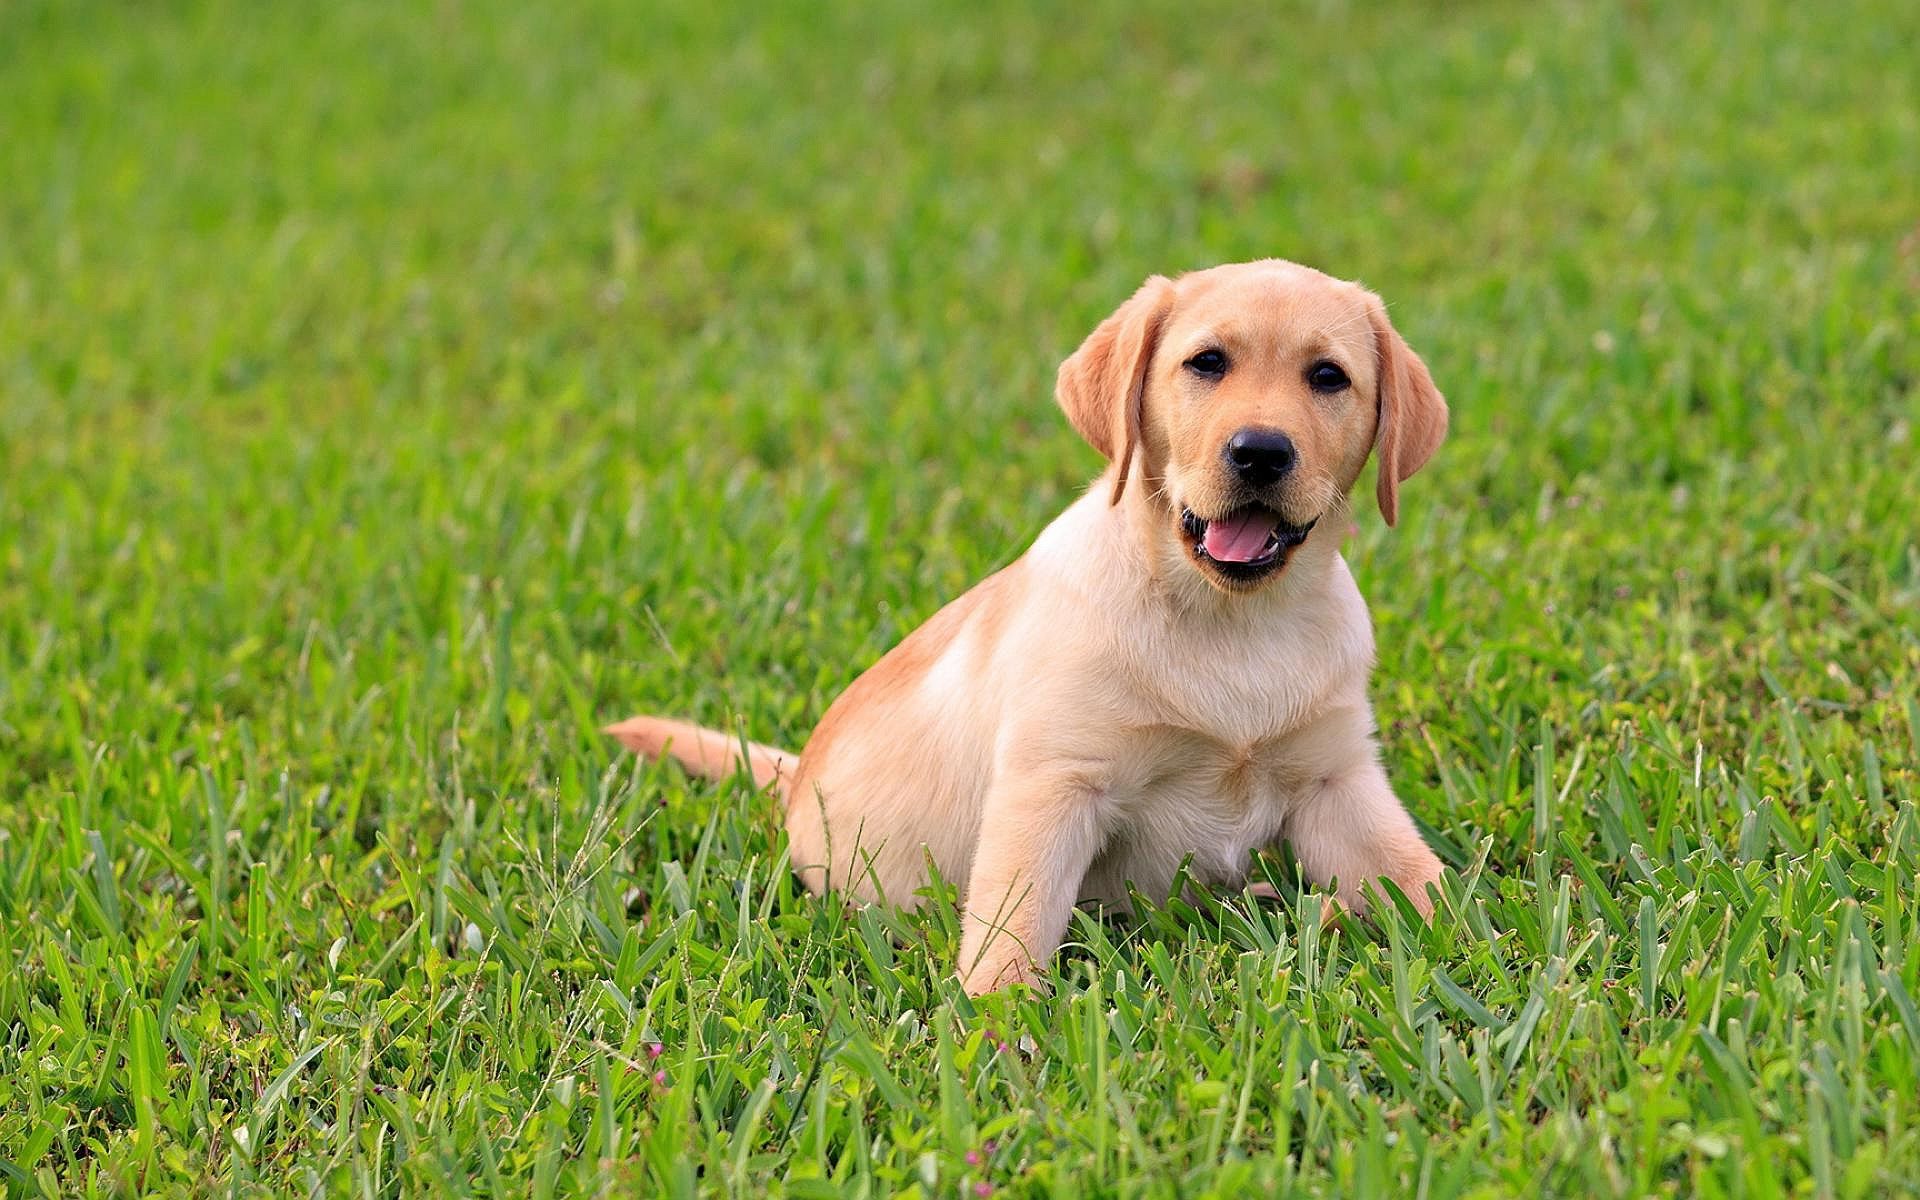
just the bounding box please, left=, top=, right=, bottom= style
left=1093, top=633, right=1355, bottom=877
left=1087, top=728, right=1314, bottom=894
left=1110, top=725, right=1322, bottom=815
left=1125, top=628, right=1340, bottom=749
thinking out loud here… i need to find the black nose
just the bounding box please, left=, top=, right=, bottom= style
left=1225, top=428, right=1297, bottom=487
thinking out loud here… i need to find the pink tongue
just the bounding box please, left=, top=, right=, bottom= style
left=1202, top=510, right=1282, bottom=562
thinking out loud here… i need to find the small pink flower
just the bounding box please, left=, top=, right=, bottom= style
left=646, top=1042, right=665, bottom=1060
left=983, top=1140, right=997, bottom=1155
left=965, top=1151, right=980, bottom=1166
left=653, top=1070, right=667, bottom=1087
left=974, top=1183, right=992, bottom=1197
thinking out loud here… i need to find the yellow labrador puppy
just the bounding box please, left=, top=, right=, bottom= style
left=609, top=258, right=1449, bottom=994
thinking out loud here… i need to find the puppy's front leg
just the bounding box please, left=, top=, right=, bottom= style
left=1284, top=758, right=1444, bottom=917
left=956, top=777, right=1102, bottom=995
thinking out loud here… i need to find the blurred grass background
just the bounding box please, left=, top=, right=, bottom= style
left=2, top=0, right=1918, bottom=1195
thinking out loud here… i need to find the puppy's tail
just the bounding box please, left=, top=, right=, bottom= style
left=603, top=715, right=793, bottom=793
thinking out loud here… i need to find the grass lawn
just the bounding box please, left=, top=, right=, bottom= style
left=4, top=0, right=1919, bottom=1194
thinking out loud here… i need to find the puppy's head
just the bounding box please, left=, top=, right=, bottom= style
left=1057, top=259, right=1446, bottom=593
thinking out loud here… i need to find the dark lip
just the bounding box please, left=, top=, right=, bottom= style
left=1180, top=504, right=1318, bottom=584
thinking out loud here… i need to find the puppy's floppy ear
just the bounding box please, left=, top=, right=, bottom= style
left=1056, top=275, right=1175, bottom=504
left=1367, top=296, right=1448, bottom=527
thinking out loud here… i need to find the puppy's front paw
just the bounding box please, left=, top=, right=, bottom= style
left=1329, top=860, right=1444, bottom=924
left=958, top=945, right=1042, bottom=996
left=1397, top=855, right=1446, bottom=919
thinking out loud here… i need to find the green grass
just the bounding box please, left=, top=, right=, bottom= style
left=3, top=0, right=1918, bottom=1194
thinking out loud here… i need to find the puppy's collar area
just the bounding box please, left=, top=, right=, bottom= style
left=1180, top=504, right=1317, bottom=583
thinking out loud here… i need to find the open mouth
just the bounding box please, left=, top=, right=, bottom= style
left=1180, top=504, right=1317, bottom=583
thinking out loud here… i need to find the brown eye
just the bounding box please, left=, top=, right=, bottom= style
left=1186, top=349, right=1228, bottom=377
left=1307, top=361, right=1350, bottom=393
